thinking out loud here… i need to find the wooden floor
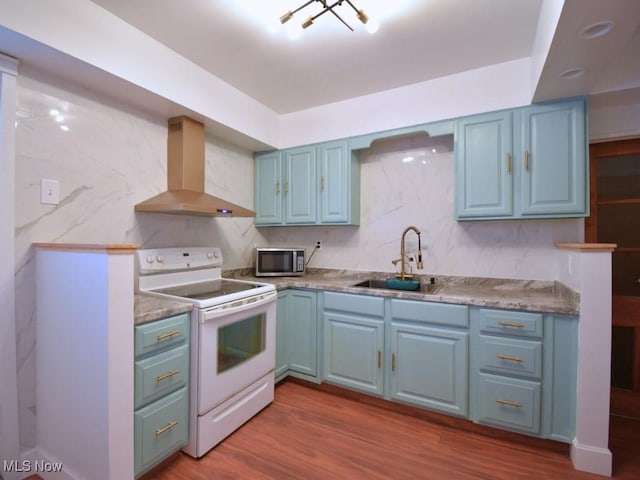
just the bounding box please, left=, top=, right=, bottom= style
left=145, top=380, right=640, bottom=480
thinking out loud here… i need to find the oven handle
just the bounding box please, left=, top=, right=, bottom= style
left=200, top=290, right=277, bottom=322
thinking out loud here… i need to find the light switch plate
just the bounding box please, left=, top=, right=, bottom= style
left=40, top=178, right=60, bottom=205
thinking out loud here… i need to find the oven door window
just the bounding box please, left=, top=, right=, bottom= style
left=218, top=313, right=266, bottom=373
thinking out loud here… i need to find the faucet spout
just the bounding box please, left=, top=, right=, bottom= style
left=399, top=225, right=424, bottom=280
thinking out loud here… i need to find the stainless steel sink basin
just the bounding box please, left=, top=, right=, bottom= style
left=351, top=278, right=440, bottom=293
left=352, top=279, right=389, bottom=289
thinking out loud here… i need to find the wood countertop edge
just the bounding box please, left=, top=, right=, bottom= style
left=555, top=243, right=617, bottom=252
left=33, top=242, right=139, bottom=253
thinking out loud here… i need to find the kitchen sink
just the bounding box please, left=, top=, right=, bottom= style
left=351, top=278, right=439, bottom=293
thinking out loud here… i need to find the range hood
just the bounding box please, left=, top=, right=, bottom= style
left=134, top=116, right=255, bottom=217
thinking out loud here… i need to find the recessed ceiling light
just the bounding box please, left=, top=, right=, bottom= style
left=579, top=20, right=614, bottom=39
left=560, top=68, right=585, bottom=80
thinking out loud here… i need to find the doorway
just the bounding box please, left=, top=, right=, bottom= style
left=586, top=138, right=640, bottom=418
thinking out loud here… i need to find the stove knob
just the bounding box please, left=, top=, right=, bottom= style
left=146, top=255, right=154, bottom=264
left=207, top=251, right=214, bottom=259
left=213, top=250, right=220, bottom=259
left=156, top=255, right=164, bottom=263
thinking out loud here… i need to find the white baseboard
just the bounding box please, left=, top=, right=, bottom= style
left=571, top=440, right=613, bottom=477
left=18, top=448, right=77, bottom=480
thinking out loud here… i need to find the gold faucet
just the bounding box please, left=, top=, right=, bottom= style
left=394, top=225, right=424, bottom=280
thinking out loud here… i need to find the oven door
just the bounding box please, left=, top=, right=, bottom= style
left=197, top=291, right=276, bottom=415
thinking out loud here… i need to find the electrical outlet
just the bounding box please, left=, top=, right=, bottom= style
left=40, top=178, right=60, bottom=205
left=316, top=241, right=321, bottom=249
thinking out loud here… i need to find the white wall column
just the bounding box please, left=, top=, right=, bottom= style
left=556, top=243, right=616, bottom=477
left=0, top=53, right=20, bottom=480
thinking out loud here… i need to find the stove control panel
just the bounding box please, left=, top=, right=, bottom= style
left=138, top=247, right=223, bottom=274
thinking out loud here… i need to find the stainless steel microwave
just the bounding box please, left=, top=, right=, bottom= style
left=255, top=247, right=305, bottom=277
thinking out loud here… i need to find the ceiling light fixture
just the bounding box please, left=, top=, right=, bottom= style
left=578, top=20, right=615, bottom=40
left=560, top=68, right=585, bottom=80
left=280, top=0, right=371, bottom=32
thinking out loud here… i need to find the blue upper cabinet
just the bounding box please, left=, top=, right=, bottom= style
left=255, top=139, right=360, bottom=226
left=455, top=111, right=514, bottom=218
left=319, top=140, right=360, bottom=224
left=254, top=150, right=283, bottom=225
left=284, top=146, right=317, bottom=224
left=520, top=100, right=586, bottom=216
left=455, top=98, right=588, bottom=220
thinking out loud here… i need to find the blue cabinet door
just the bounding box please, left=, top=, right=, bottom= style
left=319, top=140, right=350, bottom=224
left=276, top=290, right=318, bottom=381
left=285, top=146, right=317, bottom=224
left=275, top=291, right=289, bottom=380
left=324, top=311, right=384, bottom=396
left=455, top=111, right=513, bottom=218
left=288, top=290, right=318, bottom=377
left=520, top=100, right=586, bottom=216
left=390, top=322, right=468, bottom=416
left=254, top=151, right=283, bottom=225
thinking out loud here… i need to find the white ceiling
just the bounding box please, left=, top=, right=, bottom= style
left=89, top=0, right=640, bottom=115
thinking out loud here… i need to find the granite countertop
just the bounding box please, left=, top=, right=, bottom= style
left=134, top=268, right=580, bottom=324
left=134, top=293, right=193, bottom=325
left=225, top=268, right=580, bottom=315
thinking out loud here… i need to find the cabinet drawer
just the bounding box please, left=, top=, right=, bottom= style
left=134, top=386, right=189, bottom=476
left=135, top=344, right=189, bottom=409
left=477, top=373, right=541, bottom=434
left=135, top=313, right=189, bottom=357
left=391, top=299, right=468, bottom=328
left=478, top=335, right=542, bottom=379
left=323, top=291, right=384, bottom=317
left=478, top=309, right=543, bottom=338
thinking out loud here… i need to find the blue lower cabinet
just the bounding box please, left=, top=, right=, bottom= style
left=134, top=313, right=190, bottom=477
left=276, top=289, right=319, bottom=382
left=317, top=293, right=579, bottom=444
left=470, top=307, right=578, bottom=442
left=390, top=322, right=468, bottom=416
left=134, top=387, right=189, bottom=475
left=324, top=310, right=385, bottom=396
left=477, top=373, right=541, bottom=434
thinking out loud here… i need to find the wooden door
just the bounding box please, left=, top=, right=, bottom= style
left=587, top=138, right=640, bottom=418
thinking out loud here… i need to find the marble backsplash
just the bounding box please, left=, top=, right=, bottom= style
left=13, top=68, right=582, bottom=452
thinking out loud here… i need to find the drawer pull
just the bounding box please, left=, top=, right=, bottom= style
left=496, top=354, right=524, bottom=363
left=497, top=321, right=525, bottom=329
left=496, top=399, right=524, bottom=408
left=155, top=420, right=178, bottom=436
left=377, top=351, right=382, bottom=369
left=391, top=353, right=396, bottom=372
left=156, top=330, right=181, bottom=341
left=156, top=369, right=181, bottom=382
